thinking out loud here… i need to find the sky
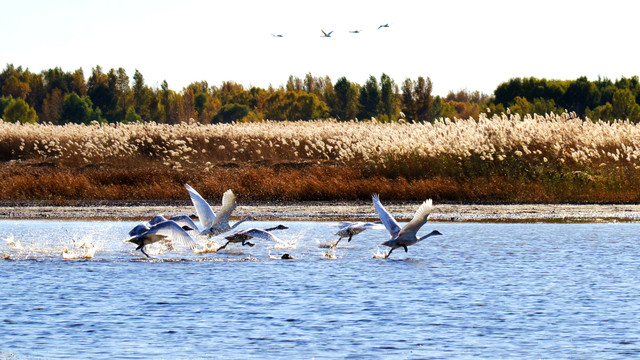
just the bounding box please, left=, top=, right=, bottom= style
left=2, top=0, right=638, bottom=96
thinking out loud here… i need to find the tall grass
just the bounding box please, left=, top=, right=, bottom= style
left=1, top=112, right=640, bottom=203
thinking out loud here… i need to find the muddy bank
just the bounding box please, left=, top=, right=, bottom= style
left=1, top=201, right=640, bottom=222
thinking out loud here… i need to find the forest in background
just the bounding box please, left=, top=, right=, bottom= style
left=1, top=64, right=640, bottom=125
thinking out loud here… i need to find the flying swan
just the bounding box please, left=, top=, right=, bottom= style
left=184, top=184, right=254, bottom=237
left=372, top=194, right=442, bottom=258
left=217, top=225, right=289, bottom=251
left=128, top=220, right=199, bottom=257
left=333, top=221, right=385, bottom=247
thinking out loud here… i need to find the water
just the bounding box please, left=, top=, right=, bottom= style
left=1, top=220, right=640, bottom=359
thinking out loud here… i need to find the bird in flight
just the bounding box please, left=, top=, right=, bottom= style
left=271, top=34, right=284, bottom=38
left=378, top=24, right=389, bottom=29
left=349, top=30, right=362, bottom=34
left=321, top=29, right=333, bottom=37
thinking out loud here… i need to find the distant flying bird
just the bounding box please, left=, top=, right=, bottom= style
left=184, top=184, right=254, bottom=237
left=377, top=24, right=389, bottom=29
left=321, top=29, right=333, bottom=37
left=333, top=221, right=385, bottom=247
left=271, top=34, right=284, bottom=37
left=349, top=30, right=362, bottom=33
left=217, top=225, right=289, bottom=251
left=128, top=220, right=199, bottom=257
left=372, top=194, right=442, bottom=258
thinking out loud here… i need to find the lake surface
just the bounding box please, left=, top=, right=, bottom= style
left=1, top=220, right=639, bottom=359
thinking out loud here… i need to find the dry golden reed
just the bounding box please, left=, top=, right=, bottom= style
left=1, top=112, right=640, bottom=203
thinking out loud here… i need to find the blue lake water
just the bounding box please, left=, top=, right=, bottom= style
left=1, top=219, right=639, bottom=359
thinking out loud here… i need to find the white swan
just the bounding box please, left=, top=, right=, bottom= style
left=372, top=194, right=442, bottom=257
left=217, top=225, right=288, bottom=251
left=184, top=184, right=254, bottom=237
left=129, top=214, right=199, bottom=237
left=333, top=221, right=385, bottom=246
left=321, top=29, right=333, bottom=37
left=128, top=220, right=199, bottom=257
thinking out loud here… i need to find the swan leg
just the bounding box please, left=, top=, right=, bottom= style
left=385, top=248, right=394, bottom=258
left=140, top=247, right=150, bottom=258
left=402, top=245, right=408, bottom=253
left=348, top=235, right=353, bottom=242
left=242, top=241, right=255, bottom=247
left=332, top=237, right=343, bottom=248
left=216, top=241, right=230, bottom=252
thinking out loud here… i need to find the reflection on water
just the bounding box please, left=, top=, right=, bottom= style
left=1, top=220, right=640, bottom=359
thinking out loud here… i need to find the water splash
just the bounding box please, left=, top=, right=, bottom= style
left=372, top=247, right=388, bottom=259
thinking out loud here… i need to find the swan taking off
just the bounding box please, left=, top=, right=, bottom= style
left=372, top=194, right=442, bottom=258
left=217, top=225, right=288, bottom=252
left=128, top=220, right=199, bottom=257
left=334, top=221, right=385, bottom=246
left=184, top=184, right=254, bottom=237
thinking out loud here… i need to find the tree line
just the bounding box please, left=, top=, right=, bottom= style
left=1, top=64, right=639, bottom=124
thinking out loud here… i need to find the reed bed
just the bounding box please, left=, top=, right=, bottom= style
left=1, top=112, right=640, bottom=203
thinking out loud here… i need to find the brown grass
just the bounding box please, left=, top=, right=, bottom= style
left=2, top=113, right=640, bottom=203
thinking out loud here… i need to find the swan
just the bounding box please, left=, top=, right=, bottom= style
left=184, top=184, right=254, bottom=237
left=217, top=225, right=288, bottom=251
left=377, top=24, right=389, bottom=29
left=129, top=214, right=198, bottom=237
left=128, top=220, right=199, bottom=257
left=349, top=30, right=362, bottom=33
left=333, top=221, right=385, bottom=246
left=321, top=29, right=333, bottom=37
left=372, top=194, right=442, bottom=257
left=271, top=33, right=284, bottom=37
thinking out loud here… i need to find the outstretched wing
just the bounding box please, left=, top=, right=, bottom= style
left=212, top=189, right=237, bottom=226
left=372, top=194, right=402, bottom=237
left=243, top=228, right=285, bottom=244
left=185, top=184, right=216, bottom=230
left=147, top=220, right=199, bottom=250
left=148, top=214, right=168, bottom=226
left=168, top=214, right=200, bottom=232
left=129, top=223, right=150, bottom=237
left=399, top=199, right=434, bottom=237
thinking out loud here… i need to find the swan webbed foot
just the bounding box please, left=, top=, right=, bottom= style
left=243, top=241, right=255, bottom=247
left=216, top=241, right=230, bottom=252
left=402, top=245, right=408, bottom=253
left=140, top=247, right=150, bottom=258
left=385, top=248, right=393, bottom=258
left=348, top=235, right=353, bottom=242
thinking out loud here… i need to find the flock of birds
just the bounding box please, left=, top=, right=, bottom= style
left=271, top=24, right=390, bottom=38
left=128, top=184, right=442, bottom=259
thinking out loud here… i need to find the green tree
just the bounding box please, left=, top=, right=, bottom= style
left=330, top=77, right=359, bottom=120
left=212, top=103, right=251, bottom=123
left=60, top=92, right=95, bottom=124
left=1, top=96, right=38, bottom=123
left=611, top=88, right=640, bottom=121
left=379, top=73, right=398, bottom=121
left=561, top=76, right=600, bottom=116
left=358, top=76, right=379, bottom=119
left=132, top=69, right=151, bottom=121
left=124, top=107, right=142, bottom=123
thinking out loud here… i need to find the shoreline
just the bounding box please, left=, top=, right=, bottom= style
left=1, top=201, right=640, bottom=223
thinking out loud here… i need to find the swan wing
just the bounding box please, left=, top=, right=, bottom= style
left=168, top=215, right=200, bottom=232
left=148, top=214, right=168, bottom=226
left=241, top=228, right=285, bottom=244
left=129, top=223, right=150, bottom=237
left=146, top=220, right=199, bottom=250
left=372, top=194, right=401, bottom=237
left=185, top=184, right=216, bottom=230
left=321, top=29, right=328, bottom=36
left=211, top=189, right=237, bottom=226
left=399, top=199, right=434, bottom=237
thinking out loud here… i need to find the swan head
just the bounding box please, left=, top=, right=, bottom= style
left=429, top=230, right=443, bottom=236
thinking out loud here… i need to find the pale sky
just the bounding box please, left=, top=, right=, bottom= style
left=2, top=0, right=638, bottom=96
